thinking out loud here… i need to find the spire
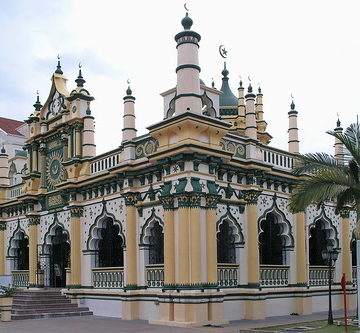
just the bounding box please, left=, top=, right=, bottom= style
left=247, top=83, right=253, bottom=93
left=75, top=63, right=86, bottom=87
left=55, top=54, right=63, bottom=74
left=219, top=62, right=238, bottom=108
left=290, top=100, right=295, bottom=110
left=336, top=117, right=341, bottom=128
left=33, top=90, right=42, bottom=111
left=126, top=85, right=132, bottom=96
left=258, top=86, right=262, bottom=94
left=239, top=79, right=243, bottom=88
left=1, top=145, right=5, bottom=154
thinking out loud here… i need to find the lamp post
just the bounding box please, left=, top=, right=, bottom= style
left=322, top=246, right=339, bottom=325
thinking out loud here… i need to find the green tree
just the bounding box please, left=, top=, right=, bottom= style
left=290, top=123, right=360, bottom=237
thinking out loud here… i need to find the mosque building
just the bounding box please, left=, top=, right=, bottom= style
left=0, top=11, right=357, bottom=326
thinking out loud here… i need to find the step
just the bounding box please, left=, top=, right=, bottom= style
left=12, top=307, right=90, bottom=314
left=13, top=298, right=71, bottom=304
left=11, top=311, right=93, bottom=320
left=14, top=293, right=67, bottom=298
left=12, top=303, right=77, bottom=310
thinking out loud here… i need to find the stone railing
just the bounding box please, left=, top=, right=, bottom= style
left=90, top=154, right=120, bottom=174
left=145, top=264, right=164, bottom=288
left=7, top=184, right=23, bottom=199
left=92, top=267, right=124, bottom=288
left=262, top=148, right=294, bottom=170
left=217, top=263, right=239, bottom=287
left=309, top=266, right=333, bottom=286
left=260, top=265, right=290, bottom=287
left=11, top=270, right=29, bottom=287
left=353, top=266, right=357, bottom=286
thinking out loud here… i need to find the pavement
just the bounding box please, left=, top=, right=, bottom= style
left=0, top=310, right=357, bottom=333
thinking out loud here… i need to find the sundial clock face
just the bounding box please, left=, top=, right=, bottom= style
left=46, top=149, right=66, bottom=189
left=49, top=91, right=64, bottom=116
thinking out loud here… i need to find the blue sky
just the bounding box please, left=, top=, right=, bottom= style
left=0, top=0, right=359, bottom=154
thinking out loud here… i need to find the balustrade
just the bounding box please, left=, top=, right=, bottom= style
left=217, top=264, right=238, bottom=287
left=262, top=148, right=294, bottom=170
left=309, top=266, right=333, bottom=286
left=260, top=265, right=289, bottom=287
left=11, top=270, right=29, bottom=287
left=90, top=154, right=120, bottom=174
left=92, top=267, right=124, bottom=288
left=145, top=264, right=164, bottom=288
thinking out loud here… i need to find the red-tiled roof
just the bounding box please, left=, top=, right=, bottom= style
left=0, top=117, right=25, bottom=136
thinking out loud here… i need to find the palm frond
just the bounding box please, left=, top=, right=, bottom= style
left=292, top=152, right=345, bottom=175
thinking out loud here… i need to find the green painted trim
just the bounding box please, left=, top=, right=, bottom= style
left=175, top=64, right=201, bottom=73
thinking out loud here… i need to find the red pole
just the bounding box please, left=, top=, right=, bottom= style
left=342, top=273, right=348, bottom=331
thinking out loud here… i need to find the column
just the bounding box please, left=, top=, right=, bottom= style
left=178, top=201, right=190, bottom=284
left=205, top=197, right=218, bottom=284
left=0, top=222, right=5, bottom=275
left=163, top=198, right=175, bottom=285
left=340, top=209, right=352, bottom=283
left=39, top=143, right=47, bottom=189
left=122, top=192, right=139, bottom=320
left=70, top=206, right=83, bottom=287
left=190, top=202, right=201, bottom=284
left=32, top=143, right=39, bottom=172
left=294, top=211, right=312, bottom=314
left=243, top=190, right=264, bottom=320
left=27, top=215, right=40, bottom=287
left=61, top=133, right=68, bottom=161
left=74, top=123, right=82, bottom=158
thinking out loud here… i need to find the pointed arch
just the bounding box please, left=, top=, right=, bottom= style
left=7, top=220, right=29, bottom=270
left=140, top=207, right=163, bottom=246
left=86, top=199, right=124, bottom=251
left=216, top=206, right=244, bottom=245
left=42, top=213, right=70, bottom=254
left=308, top=206, right=340, bottom=266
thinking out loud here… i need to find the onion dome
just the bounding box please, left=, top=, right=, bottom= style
left=290, top=100, right=295, bottom=110
left=1, top=146, right=5, bottom=154
left=219, top=62, right=238, bottom=114
left=181, top=12, right=193, bottom=30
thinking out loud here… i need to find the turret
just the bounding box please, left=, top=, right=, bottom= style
left=237, top=79, right=245, bottom=117
left=334, top=118, right=344, bottom=162
left=288, top=100, right=299, bottom=153
left=245, top=83, right=257, bottom=140
left=82, top=103, right=96, bottom=157
left=174, top=11, right=202, bottom=115
left=0, top=146, right=9, bottom=186
left=219, top=62, right=238, bottom=116
left=256, top=87, right=265, bottom=130
left=122, top=84, right=137, bottom=142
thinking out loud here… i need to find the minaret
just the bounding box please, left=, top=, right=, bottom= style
left=245, top=83, right=257, bottom=140
left=82, top=102, right=96, bottom=157
left=237, top=79, right=245, bottom=117
left=334, top=118, right=344, bottom=162
left=174, top=11, right=202, bottom=115
left=256, top=87, right=265, bottom=132
left=288, top=100, right=299, bottom=153
left=122, top=84, right=136, bottom=142
left=0, top=146, right=9, bottom=186
left=55, top=55, right=63, bottom=75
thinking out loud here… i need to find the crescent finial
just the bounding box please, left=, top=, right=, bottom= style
left=184, top=3, right=189, bottom=12
left=219, top=45, right=227, bottom=59
left=291, top=93, right=294, bottom=99
left=36, top=89, right=39, bottom=95
left=57, top=54, right=60, bottom=60
left=127, top=79, right=130, bottom=85
left=79, top=62, right=82, bottom=69
left=248, top=76, right=251, bottom=82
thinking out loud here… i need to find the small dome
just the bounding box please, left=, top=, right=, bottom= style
left=181, top=13, right=193, bottom=30
left=1, top=146, right=6, bottom=154
left=219, top=63, right=237, bottom=107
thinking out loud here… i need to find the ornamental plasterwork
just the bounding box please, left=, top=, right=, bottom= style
left=306, top=204, right=338, bottom=228
left=216, top=204, right=244, bottom=228
left=349, top=211, right=357, bottom=239
left=140, top=206, right=164, bottom=230
left=6, top=219, right=27, bottom=244
left=219, top=138, right=246, bottom=158
left=39, top=212, right=70, bottom=245
left=135, top=138, right=159, bottom=159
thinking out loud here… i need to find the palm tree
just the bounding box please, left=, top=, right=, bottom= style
left=289, top=122, right=360, bottom=325
left=290, top=122, right=360, bottom=228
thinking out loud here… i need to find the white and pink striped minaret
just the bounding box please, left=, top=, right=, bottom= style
left=288, top=100, right=299, bottom=154
left=174, top=12, right=202, bottom=115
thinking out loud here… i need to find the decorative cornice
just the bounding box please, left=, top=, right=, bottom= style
left=205, top=195, right=220, bottom=210
left=177, top=193, right=201, bottom=208
left=159, top=196, right=174, bottom=211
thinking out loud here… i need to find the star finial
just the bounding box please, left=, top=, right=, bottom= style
left=219, top=45, right=227, bottom=59
left=55, top=54, right=63, bottom=74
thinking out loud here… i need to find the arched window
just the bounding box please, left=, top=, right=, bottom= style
left=217, top=221, right=236, bottom=263
left=15, top=232, right=29, bottom=270
left=148, top=221, right=163, bottom=264
left=259, top=213, right=284, bottom=265
left=351, top=236, right=357, bottom=267
left=309, top=220, right=328, bottom=265
left=97, top=218, right=124, bottom=267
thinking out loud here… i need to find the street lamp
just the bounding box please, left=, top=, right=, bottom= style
left=321, top=246, right=339, bottom=325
